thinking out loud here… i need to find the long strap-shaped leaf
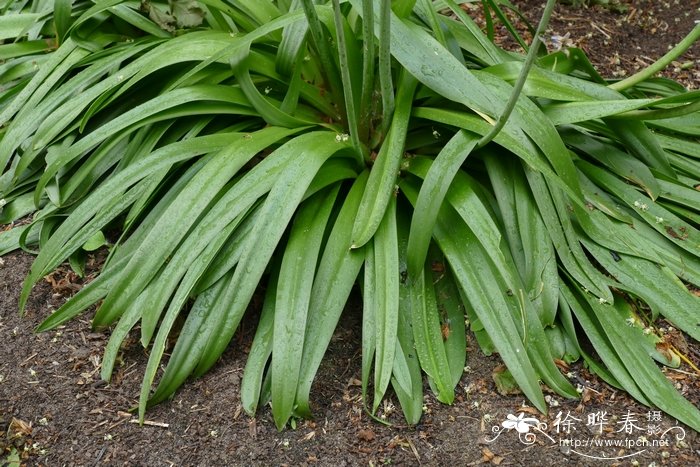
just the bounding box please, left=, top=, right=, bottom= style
left=240, top=268, right=279, bottom=416
left=413, top=107, right=572, bottom=199
left=358, top=0, right=375, bottom=141
left=406, top=157, right=507, bottom=283
left=129, top=211, right=244, bottom=404
left=559, top=282, right=649, bottom=404
left=406, top=130, right=478, bottom=280
left=0, top=224, right=37, bottom=256
left=91, top=127, right=297, bottom=327
left=147, top=132, right=351, bottom=417
left=525, top=167, right=612, bottom=302
left=10, top=16, right=308, bottom=187
left=411, top=162, right=577, bottom=398
left=583, top=239, right=700, bottom=341
left=485, top=154, right=558, bottom=327
left=146, top=271, right=233, bottom=406
left=294, top=172, right=369, bottom=417
left=145, top=209, right=264, bottom=395
left=299, top=0, right=345, bottom=121
left=377, top=0, right=394, bottom=136
left=18, top=133, right=242, bottom=311
left=628, top=219, right=700, bottom=287
left=19, top=167, right=183, bottom=312
left=391, top=209, right=424, bottom=424
left=191, top=204, right=264, bottom=295
left=563, top=281, right=700, bottom=432
left=192, top=132, right=351, bottom=377
left=331, top=0, right=363, bottom=159
left=2, top=40, right=162, bottom=187
left=604, top=119, right=675, bottom=178
left=391, top=317, right=424, bottom=424
left=33, top=85, right=255, bottom=206
left=429, top=249, right=467, bottom=388
left=138, top=202, right=256, bottom=346
left=352, top=0, right=582, bottom=202
left=564, top=128, right=660, bottom=199
left=369, top=197, right=400, bottom=412
left=473, top=70, right=583, bottom=203
left=578, top=160, right=700, bottom=258
left=361, top=241, right=376, bottom=410
left=410, top=266, right=454, bottom=404
left=349, top=0, right=494, bottom=117
left=0, top=38, right=77, bottom=128
left=230, top=46, right=314, bottom=128
left=483, top=61, right=616, bottom=101
left=351, top=71, right=417, bottom=248
left=402, top=179, right=546, bottom=412
left=272, top=186, right=339, bottom=429
left=108, top=146, right=217, bottom=270
left=0, top=43, right=85, bottom=184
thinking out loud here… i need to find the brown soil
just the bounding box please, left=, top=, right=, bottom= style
left=509, top=0, right=700, bottom=85
left=2, top=2, right=700, bottom=466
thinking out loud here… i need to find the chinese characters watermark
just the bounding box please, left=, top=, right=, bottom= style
left=486, top=410, right=687, bottom=461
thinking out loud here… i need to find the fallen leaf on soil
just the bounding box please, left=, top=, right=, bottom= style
left=517, top=406, right=540, bottom=416
left=44, top=269, right=82, bottom=295
left=480, top=447, right=504, bottom=465
left=387, top=435, right=410, bottom=449
left=9, top=418, right=32, bottom=437
left=554, top=359, right=569, bottom=371
left=655, top=341, right=679, bottom=365
left=348, top=378, right=362, bottom=387
left=581, top=388, right=593, bottom=404
left=357, top=428, right=375, bottom=442
left=406, top=437, right=421, bottom=464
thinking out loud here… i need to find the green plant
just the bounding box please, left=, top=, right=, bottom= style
left=1, top=0, right=700, bottom=431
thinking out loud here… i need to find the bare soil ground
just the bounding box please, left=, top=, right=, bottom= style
left=2, top=1, right=699, bottom=466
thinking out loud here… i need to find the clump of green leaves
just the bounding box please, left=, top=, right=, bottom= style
left=1, top=0, right=699, bottom=432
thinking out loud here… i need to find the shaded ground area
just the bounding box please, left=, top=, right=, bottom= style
left=2, top=2, right=700, bottom=466
left=1, top=251, right=698, bottom=466
left=507, top=0, right=699, bottom=85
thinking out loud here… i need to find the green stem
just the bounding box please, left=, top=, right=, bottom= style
left=378, top=0, right=394, bottom=138
left=478, top=0, right=557, bottom=148
left=332, top=0, right=364, bottom=162
left=299, top=0, right=346, bottom=124
left=359, top=0, right=375, bottom=142
left=609, top=23, right=700, bottom=92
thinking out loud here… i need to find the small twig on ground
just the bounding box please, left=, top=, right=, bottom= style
left=406, top=437, right=422, bottom=465
left=129, top=419, right=170, bottom=428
